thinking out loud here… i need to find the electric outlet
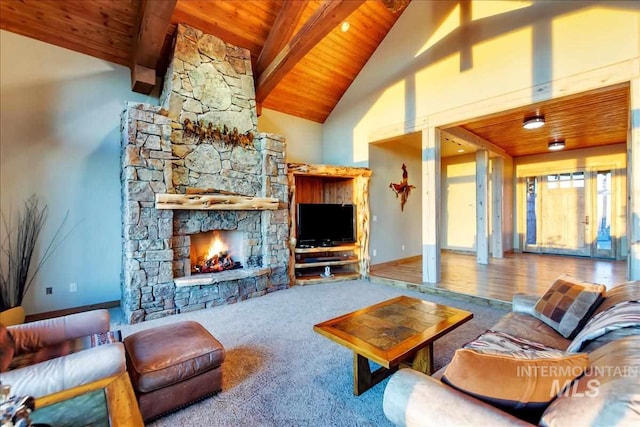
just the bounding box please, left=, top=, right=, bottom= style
left=373, top=215, right=377, bottom=222
left=373, top=249, right=377, bottom=256
left=69, top=282, right=78, bottom=293
left=402, top=245, right=405, bottom=251
left=46, top=287, right=52, bottom=295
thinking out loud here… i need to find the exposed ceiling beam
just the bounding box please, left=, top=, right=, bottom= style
left=256, top=0, right=309, bottom=77
left=379, top=0, right=411, bottom=13
left=443, top=127, right=510, bottom=159
left=131, top=0, right=177, bottom=94
left=255, top=0, right=365, bottom=103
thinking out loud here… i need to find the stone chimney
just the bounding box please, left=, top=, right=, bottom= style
left=161, top=24, right=258, bottom=134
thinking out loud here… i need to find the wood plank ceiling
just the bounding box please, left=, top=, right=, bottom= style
left=444, top=82, right=630, bottom=158
left=0, top=0, right=407, bottom=123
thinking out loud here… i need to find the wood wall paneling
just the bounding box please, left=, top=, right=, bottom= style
left=295, top=177, right=325, bottom=204
left=323, top=178, right=354, bottom=204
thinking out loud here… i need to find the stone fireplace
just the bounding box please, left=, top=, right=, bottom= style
left=120, top=24, right=289, bottom=324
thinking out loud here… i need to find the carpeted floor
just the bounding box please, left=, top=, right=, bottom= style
left=115, top=280, right=508, bottom=427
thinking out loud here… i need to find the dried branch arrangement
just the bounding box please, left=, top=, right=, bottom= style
left=183, top=118, right=254, bottom=149
left=0, top=196, right=72, bottom=311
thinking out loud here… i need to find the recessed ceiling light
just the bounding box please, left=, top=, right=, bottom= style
left=523, top=115, right=545, bottom=129
left=341, top=21, right=350, bottom=32
left=548, top=140, right=566, bottom=151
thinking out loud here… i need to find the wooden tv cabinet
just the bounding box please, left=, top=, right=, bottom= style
left=287, top=163, right=372, bottom=285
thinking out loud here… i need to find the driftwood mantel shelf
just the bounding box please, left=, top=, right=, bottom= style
left=155, top=193, right=279, bottom=210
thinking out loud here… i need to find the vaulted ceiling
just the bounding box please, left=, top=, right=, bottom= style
left=1, top=1, right=631, bottom=158
left=0, top=0, right=409, bottom=123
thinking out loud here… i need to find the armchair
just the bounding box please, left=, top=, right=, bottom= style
left=1, top=309, right=125, bottom=398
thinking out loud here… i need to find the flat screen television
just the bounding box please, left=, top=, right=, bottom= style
left=297, top=203, right=356, bottom=246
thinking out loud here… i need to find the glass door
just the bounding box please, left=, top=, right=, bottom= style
left=593, top=170, right=614, bottom=258
left=523, top=170, right=615, bottom=258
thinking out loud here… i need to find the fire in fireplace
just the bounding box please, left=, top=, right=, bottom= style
left=190, top=231, right=243, bottom=275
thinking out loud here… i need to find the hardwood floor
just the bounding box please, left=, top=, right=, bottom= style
left=369, top=252, right=628, bottom=303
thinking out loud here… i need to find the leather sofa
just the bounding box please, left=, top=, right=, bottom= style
left=0, top=309, right=125, bottom=398
left=383, top=281, right=640, bottom=426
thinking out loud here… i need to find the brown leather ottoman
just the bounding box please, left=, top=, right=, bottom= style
left=123, top=320, right=225, bottom=421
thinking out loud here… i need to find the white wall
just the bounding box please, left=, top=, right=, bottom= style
left=0, top=31, right=157, bottom=314
left=258, top=108, right=323, bottom=164
left=369, top=133, right=422, bottom=264
left=441, top=154, right=477, bottom=251
left=324, top=1, right=639, bottom=163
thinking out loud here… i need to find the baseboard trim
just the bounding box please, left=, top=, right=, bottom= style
left=25, top=300, right=121, bottom=322
left=371, top=255, right=421, bottom=269
left=440, top=249, right=475, bottom=255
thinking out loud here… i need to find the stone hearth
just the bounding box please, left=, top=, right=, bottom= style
left=120, top=24, right=289, bottom=324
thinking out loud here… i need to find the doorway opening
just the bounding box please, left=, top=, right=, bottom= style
left=523, top=170, right=614, bottom=259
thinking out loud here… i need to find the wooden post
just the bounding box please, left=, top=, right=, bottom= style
left=422, top=127, right=441, bottom=283
left=628, top=77, right=640, bottom=280
left=354, top=175, right=371, bottom=278
left=491, top=157, right=504, bottom=258
left=476, top=150, right=489, bottom=265
left=288, top=171, right=297, bottom=286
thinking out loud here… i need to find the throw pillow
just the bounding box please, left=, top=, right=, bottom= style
left=567, top=300, right=640, bottom=352
left=533, top=274, right=606, bottom=339
left=8, top=330, right=123, bottom=371
left=0, top=323, right=15, bottom=372
left=442, top=347, right=589, bottom=416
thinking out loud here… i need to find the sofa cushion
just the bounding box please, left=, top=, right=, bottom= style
left=0, top=323, right=15, bottom=372
left=567, top=300, right=640, bottom=353
left=492, top=312, right=571, bottom=350
left=442, top=347, right=589, bottom=419
left=384, top=369, right=533, bottom=427
left=540, top=335, right=640, bottom=427
left=0, top=342, right=126, bottom=398
left=463, top=330, right=569, bottom=355
left=593, top=281, right=640, bottom=315
left=533, top=275, right=605, bottom=339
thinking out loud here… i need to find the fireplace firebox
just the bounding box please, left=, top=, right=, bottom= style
left=190, top=231, right=244, bottom=274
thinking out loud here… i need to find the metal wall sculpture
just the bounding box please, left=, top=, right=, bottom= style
left=389, top=163, right=416, bottom=211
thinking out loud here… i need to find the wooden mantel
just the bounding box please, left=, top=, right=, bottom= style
left=287, top=162, right=373, bottom=178
left=155, top=193, right=279, bottom=210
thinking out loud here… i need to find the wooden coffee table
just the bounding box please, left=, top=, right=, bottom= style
left=313, top=295, right=473, bottom=395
